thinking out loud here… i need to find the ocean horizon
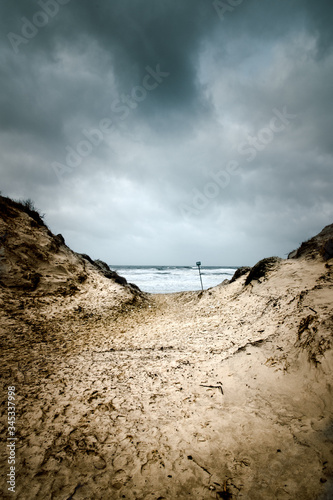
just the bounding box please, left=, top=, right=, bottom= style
left=110, top=265, right=239, bottom=294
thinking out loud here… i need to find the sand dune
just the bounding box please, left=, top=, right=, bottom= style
left=1, top=196, right=333, bottom=499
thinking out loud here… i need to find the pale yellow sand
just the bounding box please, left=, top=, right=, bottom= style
left=1, top=256, right=333, bottom=499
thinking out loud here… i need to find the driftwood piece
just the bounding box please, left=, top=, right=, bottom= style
left=200, top=384, right=224, bottom=395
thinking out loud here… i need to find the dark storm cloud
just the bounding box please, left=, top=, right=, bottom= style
left=0, top=0, right=332, bottom=264
left=2, top=0, right=217, bottom=129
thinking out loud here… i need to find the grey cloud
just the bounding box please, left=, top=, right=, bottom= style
left=0, top=0, right=332, bottom=265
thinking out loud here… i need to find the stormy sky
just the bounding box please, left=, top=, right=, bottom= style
left=1, top=0, right=332, bottom=265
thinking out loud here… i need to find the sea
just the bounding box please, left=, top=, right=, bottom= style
left=110, top=265, right=238, bottom=294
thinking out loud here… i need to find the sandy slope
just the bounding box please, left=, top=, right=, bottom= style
left=1, top=249, right=333, bottom=499
left=1, top=200, right=333, bottom=499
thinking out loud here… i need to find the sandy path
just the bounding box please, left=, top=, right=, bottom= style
left=1, top=259, right=333, bottom=499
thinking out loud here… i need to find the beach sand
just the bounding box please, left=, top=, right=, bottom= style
left=1, top=198, right=333, bottom=499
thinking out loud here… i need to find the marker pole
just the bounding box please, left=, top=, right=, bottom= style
left=196, top=261, right=203, bottom=291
